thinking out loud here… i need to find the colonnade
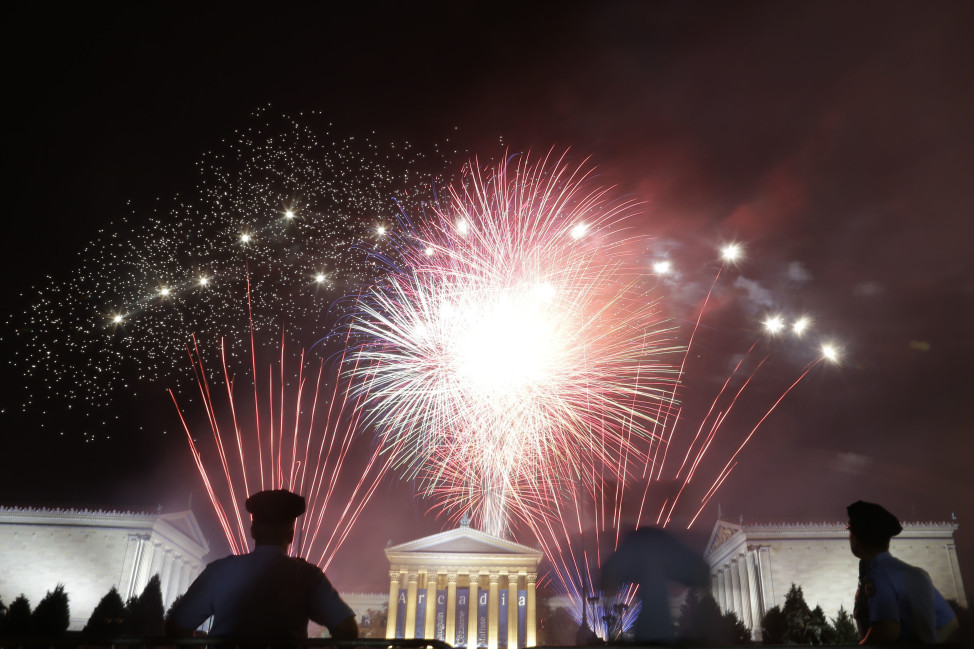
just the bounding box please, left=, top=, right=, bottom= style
left=711, top=545, right=771, bottom=635
left=125, top=533, right=202, bottom=607
left=385, top=568, right=537, bottom=649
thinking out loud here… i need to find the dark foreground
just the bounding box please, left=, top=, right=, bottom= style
left=2, top=638, right=973, bottom=649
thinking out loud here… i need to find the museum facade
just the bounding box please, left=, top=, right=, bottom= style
left=384, top=521, right=542, bottom=649
left=704, top=518, right=966, bottom=640
left=0, top=506, right=209, bottom=630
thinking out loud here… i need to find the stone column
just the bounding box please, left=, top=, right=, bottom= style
left=133, top=534, right=154, bottom=596
left=757, top=546, right=774, bottom=609
left=467, top=572, right=480, bottom=649
left=159, top=549, right=175, bottom=606
left=716, top=569, right=727, bottom=612
left=745, top=547, right=763, bottom=638
left=122, top=534, right=143, bottom=600
left=730, top=558, right=742, bottom=618
left=180, top=561, right=194, bottom=594
left=488, top=572, right=500, bottom=649
left=526, top=572, right=537, bottom=648
left=147, top=541, right=165, bottom=585
left=405, top=572, right=419, bottom=639
left=173, top=560, right=185, bottom=597
left=163, top=551, right=181, bottom=607
left=737, top=553, right=752, bottom=630
left=387, top=570, right=401, bottom=639
left=447, top=572, right=458, bottom=644
left=507, top=573, right=518, bottom=649
left=425, top=569, right=438, bottom=638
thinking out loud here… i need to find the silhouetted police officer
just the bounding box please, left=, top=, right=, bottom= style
left=167, top=489, right=358, bottom=639
left=848, top=500, right=957, bottom=644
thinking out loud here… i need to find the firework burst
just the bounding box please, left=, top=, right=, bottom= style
left=343, top=152, right=681, bottom=537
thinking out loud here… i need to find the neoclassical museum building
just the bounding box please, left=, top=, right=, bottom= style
left=383, top=521, right=542, bottom=649
left=0, top=506, right=208, bottom=630
left=2, top=503, right=966, bottom=643
left=704, top=517, right=967, bottom=640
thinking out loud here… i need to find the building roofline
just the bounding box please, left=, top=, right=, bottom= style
left=0, top=504, right=160, bottom=517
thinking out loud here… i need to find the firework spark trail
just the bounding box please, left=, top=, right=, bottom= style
left=529, top=245, right=839, bottom=638
left=344, top=151, right=680, bottom=537
left=687, top=356, right=826, bottom=528
left=169, top=312, right=392, bottom=567
left=660, top=354, right=768, bottom=527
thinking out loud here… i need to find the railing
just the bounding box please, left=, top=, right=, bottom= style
left=0, top=639, right=452, bottom=649
left=0, top=639, right=965, bottom=649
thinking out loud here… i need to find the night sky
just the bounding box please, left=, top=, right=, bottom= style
left=2, top=2, right=973, bottom=597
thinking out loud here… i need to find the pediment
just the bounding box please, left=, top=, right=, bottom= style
left=156, top=510, right=210, bottom=555
left=704, top=519, right=743, bottom=558
left=386, top=525, right=541, bottom=560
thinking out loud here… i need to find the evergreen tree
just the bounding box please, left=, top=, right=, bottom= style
left=4, top=595, right=33, bottom=636
left=760, top=605, right=787, bottom=644
left=678, top=589, right=725, bottom=643
left=831, top=606, right=859, bottom=644
left=761, top=585, right=842, bottom=644
left=807, top=605, right=835, bottom=644
left=32, top=584, right=70, bottom=635
left=84, top=586, right=127, bottom=635
left=724, top=610, right=752, bottom=645
left=163, top=593, right=183, bottom=631
left=0, top=597, right=7, bottom=631
left=782, top=584, right=812, bottom=643
left=126, top=575, right=165, bottom=636
left=679, top=589, right=751, bottom=644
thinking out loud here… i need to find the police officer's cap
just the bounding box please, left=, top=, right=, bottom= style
left=847, top=500, right=902, bottom=542
left=245, top=489, right=306, bottom=526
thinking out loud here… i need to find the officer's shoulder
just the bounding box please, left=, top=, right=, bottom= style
left=203, top=553, right=240, bottom=572
left=289, top=556, right=325, bottom=574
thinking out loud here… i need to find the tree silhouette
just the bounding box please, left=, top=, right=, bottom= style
left=831, top=606, right=859, bottom=644
left=761, top=605, right=787, bottom=643
left=126, top=575, right=165, bottom=635
left=807, top=605, right=835, bottom=644
left=163, top=593, right=183, bottom=630
left=761, top=585, right=842, bottom=644
left=0, top=597, right=7, bottom=630
left=727, top=611, right=752, bottom=644
left=3, top=595, right=33, bottom=636
left=678, top=589, right=751, bottom=644
left=782, top=584, right=812, bottom=642
left=32, top=584, right=70, bottom=635
left=84, top=586, right=127, bottom=635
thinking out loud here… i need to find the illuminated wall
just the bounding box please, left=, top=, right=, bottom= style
left=0, top=506, right=209, bottom=630
left=705, top=519, right=966, bottom=640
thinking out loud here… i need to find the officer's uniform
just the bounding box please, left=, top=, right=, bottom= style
left=169, top=490, right=354, bottom=638
left=849, top=500, right=956, bottom=644
left=856, top=551, right=939, bottom=643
